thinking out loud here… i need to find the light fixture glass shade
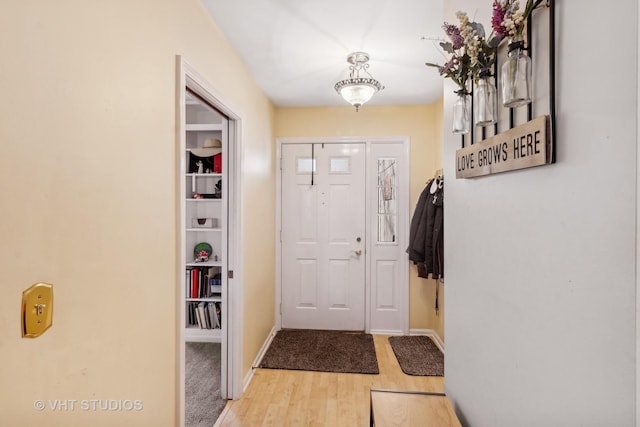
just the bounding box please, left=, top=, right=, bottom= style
left=335, top=78, right=380, bottom=111
left=334, top=52, right=383, bottom=111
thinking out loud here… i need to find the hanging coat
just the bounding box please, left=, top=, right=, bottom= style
left=407, top=179, right=444, bottom=279
left=407, top=179, right=434, bottom=263
left=431, top=184, right=444, bottom=279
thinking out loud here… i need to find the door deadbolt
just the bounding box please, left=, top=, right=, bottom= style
left=356, top=237, right=361, bottom=242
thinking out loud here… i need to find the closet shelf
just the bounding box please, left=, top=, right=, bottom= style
left=186, top=123, right=223, bottom=131
left=186, top=173, right=223, bottom=178
left=186, top=261, right=222, bottom=267
left=186, top=198, right=222, bottom=203
left=186, top=297, right=222, bottom=303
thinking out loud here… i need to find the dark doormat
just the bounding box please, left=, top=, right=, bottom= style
left=388, top=335, right=444, bottom=376
left=259, top=329, right=379, bottom=374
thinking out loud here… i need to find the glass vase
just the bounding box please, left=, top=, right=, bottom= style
left=501, top=36, right=532, bottom=108
left=452, top=91, right=471, bottom=134
left=474, top=72, right=497, bottom=126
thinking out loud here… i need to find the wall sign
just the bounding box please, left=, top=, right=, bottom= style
left=455, top=115, right=552, bottom=179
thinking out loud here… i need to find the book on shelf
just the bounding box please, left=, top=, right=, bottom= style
left=197, top=302, right=209, bottom=329
left=191, top=268, right=199, bottom=299
left=195, top=303, right=203, bottom=328
left=186, top=301, right=222, bottom=330
left=186, top=266, right=222, bottom=299
left=215, top=302, right=222, bottom=328
left=208, top=302, right=219, bottom=329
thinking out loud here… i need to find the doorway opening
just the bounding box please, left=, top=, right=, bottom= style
left=177, top=57, right=243, bottom=426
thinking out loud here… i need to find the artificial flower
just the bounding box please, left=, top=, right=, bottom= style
left=427, top=10, right=503, bottom=86
left=426, top=12, right=475, bottom=94
left=492, top=0, right=544, bottom=39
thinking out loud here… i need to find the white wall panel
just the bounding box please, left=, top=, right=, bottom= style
left=443, top=1, right=637, bottom=425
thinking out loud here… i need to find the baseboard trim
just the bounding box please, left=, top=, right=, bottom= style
left=243, top=326, right=277, bottom=392
left=409, top=328, right=445, bottom=354
left=212, top=402, right=232, bottom=427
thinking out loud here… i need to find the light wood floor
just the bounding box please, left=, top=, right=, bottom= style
left=215, top=334, right=445, bottom=427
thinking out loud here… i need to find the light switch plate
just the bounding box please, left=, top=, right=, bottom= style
left=22, top=283, right=53, bottom=338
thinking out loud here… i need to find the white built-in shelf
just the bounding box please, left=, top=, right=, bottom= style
left=186, top=173, right=223, bottom=178
left=183, top=94, right=227, bottom=346
left=186, top=123, right=223, bottom=132
left=186, top=297, right=222, bottom=303
left=186, top=261, right=223, bottom=268
left=186, top=198, right=222, bottom=203
left=184, top=327, right=221, bottom=343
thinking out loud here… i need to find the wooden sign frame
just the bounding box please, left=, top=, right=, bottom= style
left=455, top=115, right=552, bottom=178
left=455, top=0, right=556, bottom=179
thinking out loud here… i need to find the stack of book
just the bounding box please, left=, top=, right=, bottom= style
left=186, top=301, right=222, bottom=329
left=186, top=267, right=222, bottom=298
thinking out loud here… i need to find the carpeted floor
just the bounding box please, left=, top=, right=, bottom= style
left=185, top=342, right=227, bottom=427
left=388, top=335, right=444, bottom=376
left=259, top=329, right=379, bottom=374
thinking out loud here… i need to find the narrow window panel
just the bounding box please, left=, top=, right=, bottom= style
left=378, top=188, right=397, bottom=213
left=377, top=214, right=396, bottom=243
left=377, top=158, right=398, bottom=243
left=377, top=158, right=396, bottom=186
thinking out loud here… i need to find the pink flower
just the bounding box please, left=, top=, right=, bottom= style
left=443, top=23, right=464, bottom=50
left=492, top=0, right=507, bottom=38
left=439, top=57, right=459, bottom=76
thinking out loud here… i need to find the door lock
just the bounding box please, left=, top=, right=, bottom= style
left=22, top=283, right=53, bottom=338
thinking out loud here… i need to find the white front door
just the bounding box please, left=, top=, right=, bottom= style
left=281, top=143, right=366, bottom=330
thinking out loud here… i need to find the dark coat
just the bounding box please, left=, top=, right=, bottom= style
left=407, top=179, right=444, bottom=279
left=431, top=185, right=444, bottom=279
left=407, top=180, right=434, bottom=262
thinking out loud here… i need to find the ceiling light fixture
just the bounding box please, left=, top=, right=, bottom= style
left=334, top=52, right=384, bottom=112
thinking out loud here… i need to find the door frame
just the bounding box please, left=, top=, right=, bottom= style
left=275, top=136, right=410, bottom=334
left=176, top=56, right=244, bottom=426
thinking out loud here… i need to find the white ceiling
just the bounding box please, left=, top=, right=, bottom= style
left=201, top=0, right=445, bottom=108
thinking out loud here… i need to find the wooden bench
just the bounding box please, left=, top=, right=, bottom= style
left=370, top=389, right=462, bottom=427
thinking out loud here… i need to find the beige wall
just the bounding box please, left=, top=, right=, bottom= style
left=0, top=1, right=274, bottom=425
left=413, top=97, right=445, bottom=341
left=275, top=104, right=444, bottom=337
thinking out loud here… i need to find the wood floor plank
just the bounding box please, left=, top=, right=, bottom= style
left=371, top=391, right=461, bottom=427
left=216, top=335, right=445, bottom=426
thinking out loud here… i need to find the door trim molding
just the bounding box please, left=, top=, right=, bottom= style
left=275, top=136, right=410, bottom=334
left=176, top=56, right=245, bottom=425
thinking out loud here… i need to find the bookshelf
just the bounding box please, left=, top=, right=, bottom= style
left=183, top=91, right=227, bottom=343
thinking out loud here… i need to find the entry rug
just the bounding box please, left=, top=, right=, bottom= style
left=388, top=335, right=444, bottom=376
left=259, top=329, right=379, bottom=374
